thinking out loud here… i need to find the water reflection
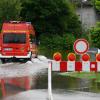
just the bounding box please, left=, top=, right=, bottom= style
left=34, top=72, right=100, bottom=93
left=1, top=71, right=100, bottom=99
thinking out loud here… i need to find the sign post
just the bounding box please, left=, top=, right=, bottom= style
left=48, top=61, right=53, bottom=100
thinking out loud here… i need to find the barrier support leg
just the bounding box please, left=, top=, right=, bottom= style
left=1, top=79, right=6, bottom=96
left=48, top=61, right=53, bottom=100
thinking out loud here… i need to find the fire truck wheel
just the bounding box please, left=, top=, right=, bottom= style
left=22, top=59, right=28, bottom=63
left=22, top=58, right=30, bottom=63
left=1, top=58, right=6, bottom=64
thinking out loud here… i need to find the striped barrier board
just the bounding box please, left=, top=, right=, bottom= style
left=48, top=39, right=100, bottom=100
left=52, top=61, right=100, bottom=72
left=48, top=60, right=100, bottom=100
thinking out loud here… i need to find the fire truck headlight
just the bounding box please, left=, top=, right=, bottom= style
left=4, top=48, right=12, bottom=51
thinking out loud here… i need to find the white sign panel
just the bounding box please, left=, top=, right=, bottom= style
left=52, top=61, right=60, bottom=71
left=82, top=61, right=90, bottom=72
left=97, top=62, right=100, bottom=72
left=76, top=41, right=87, bottom=52
left=67, top=61, right=75, bottom=71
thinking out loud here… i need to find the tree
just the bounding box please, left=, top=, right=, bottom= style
left=90, top=22, right=100, bottom=48
left=39, top=33, right=75, bottom=59
left=95, top=0, right=100, bottom=12
left=0, top=0, right=22, bottom=24
left=20, top=0, right=81, bottom=37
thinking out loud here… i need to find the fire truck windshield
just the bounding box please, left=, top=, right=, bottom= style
left=3, top=33, right=26, bottom=44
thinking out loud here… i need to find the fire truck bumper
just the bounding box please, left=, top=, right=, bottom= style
left=0, top=52, right=32, bottom=59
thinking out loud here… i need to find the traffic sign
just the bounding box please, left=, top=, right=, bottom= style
left=74, top=39, right=89, bottom=54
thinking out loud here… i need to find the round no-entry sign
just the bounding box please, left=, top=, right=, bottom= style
left=73, top=39, right=89, bottom=54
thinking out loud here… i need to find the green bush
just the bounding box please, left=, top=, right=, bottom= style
left=90, top=22, right=100, bottom=48
left=95, top=0, right=100, bottom=12
left=0, top=0, right=22, bottom=22
left=39, top=33, right=75, bottom=60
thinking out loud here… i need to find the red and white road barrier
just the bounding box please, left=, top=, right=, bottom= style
left=52, top=52, right=100, bottom=72
left=48, top=50, right=100, bottom=100
left=52, top=61, right=100, bottom=72
left=48, top=60, right=100, bottom=100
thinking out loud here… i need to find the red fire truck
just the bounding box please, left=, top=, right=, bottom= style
left=0, top=21, right=38, bottom=63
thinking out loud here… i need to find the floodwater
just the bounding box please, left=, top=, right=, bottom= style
left=2, top=71, right=100, bottom=100
left=0, top=56, right=100, bottom=100
left=30, top=72, right=100, bottom=93
left=3, top=89, right=100, bottom=100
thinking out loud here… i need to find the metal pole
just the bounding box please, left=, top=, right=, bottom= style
left=48, top=61, right=53, bottom=100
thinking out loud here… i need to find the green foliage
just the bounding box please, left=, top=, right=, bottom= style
left=39, top=33, right=75, bottom=59
left=90, top=22, right=100, bottom=48
left=96, top=22, right=100, bottom=27
left=0, top=0, right=81, bottom=58
left=95, top=0, right=100, bottom=11
left=20, top=0, right=81, bottom=37
left=0, top=0, right=22, bottom=23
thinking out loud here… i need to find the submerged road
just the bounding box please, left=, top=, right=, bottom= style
left=0, top=56, right=48, bottom=79
left=0, top=55, right=100, bottom=100
left=3, top=89, right=100, bottom=100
